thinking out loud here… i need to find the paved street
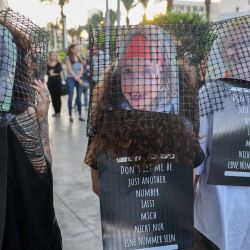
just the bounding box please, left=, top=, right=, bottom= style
left=48, top=95, right=102, bottom=250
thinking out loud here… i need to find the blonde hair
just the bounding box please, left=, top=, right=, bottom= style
left=48, top=50, right=59, bottom=64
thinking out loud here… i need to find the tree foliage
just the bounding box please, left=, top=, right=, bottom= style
left=40, top=0, right=70, bottom=49
left=145, top=11, right=215, bottom=65
left=122, top=0, right=136, bottom=26
left=109, top=9, right=117, bottom=26
left=138, top=0, right=150, bottom=22
left=87, top=11, right=104, bottom=26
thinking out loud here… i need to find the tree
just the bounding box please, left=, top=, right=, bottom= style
left=109, top=9, right=117, bottom=26
left=122, top=0, right=135, bottom=26
left=205, top=0, right=211, bottom=22
left=87, top=11, right=104, bottom=26
left=145, top=11, right=213, bottom=65
left=138, top=0, right=149, bottom=22
left=51, top=22, right=59, bottom=49
left=40, top=0, right=69, bottom=49
left=167, top=0, right=174, bottom=13
left=76, top=25, right=85, bottom=44
left=68, top=28, right=77, bottom=43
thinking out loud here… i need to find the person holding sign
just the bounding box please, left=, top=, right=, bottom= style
left=85, top=25, right=203, bottom=250
left=194, top=17, right=250, bottom=250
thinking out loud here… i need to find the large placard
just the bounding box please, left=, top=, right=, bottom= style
left=208, top=88, right=250, bottom=186
left=97, top=152, right=194, bottom=250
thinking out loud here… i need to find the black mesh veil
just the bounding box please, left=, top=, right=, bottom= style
left=86, top=17, right=250, bottom=167
left=0, top=9, right=50, bottom=248
left=0, top=9, right=49, bottom=173
left=199, top=16, right=250, bottom=116
left=88, top=25, right=184, bottom=128
left=86, top=24, right=207, bottom=167
left=0, top=8, right=48, bottom=115
left=88, top=17, right=250, bottom=126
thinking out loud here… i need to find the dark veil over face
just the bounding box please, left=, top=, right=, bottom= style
left=0, top=9, right=60, bottom=250
left=0, top=9, right=49, bottom=173
left=101, top=26, right=179, bottom=114
left=87, top=25, right=201, bottom=168
left=0, top=9, right=48, bottom=116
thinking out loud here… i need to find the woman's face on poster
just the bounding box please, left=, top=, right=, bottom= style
left=120, top=58, right=163, bottom=111
left=224, top=27, right=250, bottom=80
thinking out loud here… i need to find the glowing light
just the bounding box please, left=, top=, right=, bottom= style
left=146, top=1, right=167, bottom=20
left=128, top=4, right=145, bottom=24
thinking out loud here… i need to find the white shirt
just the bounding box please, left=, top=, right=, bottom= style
left=194, top=82, right=250, bottom=250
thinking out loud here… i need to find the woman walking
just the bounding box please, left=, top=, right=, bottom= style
left=47, top=51, right=62, bottom=117
left=66, top=44, right=85, bottom=122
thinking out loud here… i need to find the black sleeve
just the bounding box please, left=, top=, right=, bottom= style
left=193, top=147, right=205, bottom=168
left=46, top=64, right=50, bottom=76
left=53, top=63, right=62, bottom=74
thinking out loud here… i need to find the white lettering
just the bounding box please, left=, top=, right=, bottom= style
left=138, top=235, right=163, bottom=246
left=135, top=188, right=160, bottom=198
left=124, top=238, right=137, bottom=247
left=141, top=176, right=166, bottom=185
left=227, top=161, right=239, bottom=170
left=239, top=161, right=250, bottom=170
left=140, top=211, right=157, bottom=221
left=239, top=151, right=250, bottom=159
left=120, top=166, right=135, bottom=175
left=134, top=224, right=151, bottom=233
left=164, top=234, right=176, bottom=243
left=141, top=199, right=155, bottom=209
left=152, top=223, right=165, bottom=232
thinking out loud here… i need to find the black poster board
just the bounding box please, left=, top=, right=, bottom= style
left=208, top=89, right=250, bottom=186
left=97, top=152, right=194, bottom=250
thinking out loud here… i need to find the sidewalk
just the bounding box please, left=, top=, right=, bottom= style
left=48, top=96, right=102, bottom=250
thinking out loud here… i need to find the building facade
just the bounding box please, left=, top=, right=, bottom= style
left=157, top=0, right=250, bottom=21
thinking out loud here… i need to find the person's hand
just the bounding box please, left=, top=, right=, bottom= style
left=49, top=69, right=55, bottom=76
left=31, top=79, right=50, bottom=122
left=75, top=76, right=83, bottom=85
left=73, top=75, right=79, bottom=81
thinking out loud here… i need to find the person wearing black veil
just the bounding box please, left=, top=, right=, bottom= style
left=85, top=25, right=203, bottom=193
left=194, top=17, right=250, bottom=250
left=0, top=9, right=62, bottom=250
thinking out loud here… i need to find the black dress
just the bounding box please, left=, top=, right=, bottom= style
left=2, top=127, right=62, bottom=250
left=47, top=63, right=62, bottom=115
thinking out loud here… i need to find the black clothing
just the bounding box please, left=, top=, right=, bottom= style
left=47, top=63, right=62, bottom=114
left=2, top=128, right=62, bottom=250
left=194, top=229, right=220, bottom=250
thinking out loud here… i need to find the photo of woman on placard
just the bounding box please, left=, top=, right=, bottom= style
left=85, top=25, right=203, bottom=194
left=84, top=25, right=205, bottom=250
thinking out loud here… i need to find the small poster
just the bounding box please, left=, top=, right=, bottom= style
left=97, top=152, right=194, bottom=250
left=208, top=88, right=250, bottom=186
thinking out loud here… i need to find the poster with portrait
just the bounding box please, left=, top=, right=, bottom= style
left=87, top=24, right=203, bottom=250
left=97, top=152, right=194, bottom=250
left=208, top=88, right=250, bottom=186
